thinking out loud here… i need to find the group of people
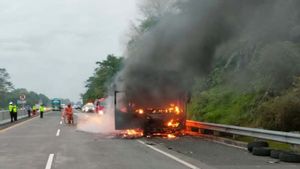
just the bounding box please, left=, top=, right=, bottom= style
left=8, top=102, right=45, bottom=123
left=8, top=102, right=74, bottom=124
left=26, top=104, right=45, bottom=118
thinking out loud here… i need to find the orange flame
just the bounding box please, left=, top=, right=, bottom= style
left=137, top=109, right=144, bottom=114
left=167, top=119, right=180, bottom=128
left=167, top=134, right=176, bottom=139
left=175, top=106, right=180, bottom=114
left=122, top=129, right=144, bottom=138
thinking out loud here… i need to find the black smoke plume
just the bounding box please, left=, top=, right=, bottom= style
left=116, top=0, right=300, bottom=107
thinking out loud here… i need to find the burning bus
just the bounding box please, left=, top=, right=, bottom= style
left=114, top=90, right=187, bottom=137
left=112, top=69, right=190, bottom=137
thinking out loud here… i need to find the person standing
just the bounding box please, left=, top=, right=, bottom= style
left=64, top=104, right=73, bottom=124
left=12, top=103, right=18, bottom=121
left=8, top=102, right=14, bottom=122
left=32, top=105, right=37, bottom=116
left=27, top=105, right=32, bottom=117
left=39, top=104, right=45, bottom=118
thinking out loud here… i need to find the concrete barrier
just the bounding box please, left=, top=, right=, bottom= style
left=0, top=109, right=29, bottom=125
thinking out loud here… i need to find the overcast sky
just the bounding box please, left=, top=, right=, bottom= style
left=0, top=0, right=139, bottom=102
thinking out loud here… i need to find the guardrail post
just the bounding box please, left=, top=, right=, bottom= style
left=213, top=131, right=220, bottom=136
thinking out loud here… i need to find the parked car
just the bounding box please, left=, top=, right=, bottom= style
left=72, top=104, right=81, bottom=110
left=81, top=103, right=95, bottom=113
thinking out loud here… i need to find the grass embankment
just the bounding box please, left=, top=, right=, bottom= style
left=187, top=86, right=259, bottom=126
left=187, top=81, right=300, bottom=151
left=187, top=79, right=300, bottom=132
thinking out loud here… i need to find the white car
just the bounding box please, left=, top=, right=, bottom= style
left=81, top=103, right=95, bottom=113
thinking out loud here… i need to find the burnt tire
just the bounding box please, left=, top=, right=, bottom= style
left=279, top=152, right=300, bottom=163
left=247, top=141, right=269, bottom=152
left=252, top=147, right=271, bottom=156
left=270, top=150, right=285, bottom=159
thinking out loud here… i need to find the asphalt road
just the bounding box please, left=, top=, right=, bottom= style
left=0, top=111, right=299, bottom=169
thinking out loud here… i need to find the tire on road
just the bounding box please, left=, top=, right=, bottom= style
left=247, top=141, right=269, bottom=152
left=252, top=147, right=271, bottom=156
left=279, top=152, right=300, bottom=163
left=270, top=149, right=285, bottom=159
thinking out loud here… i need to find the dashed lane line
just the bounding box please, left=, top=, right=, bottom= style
left=137, top=140, right=200, bottom=169
left=56, top=129, right=60, bottom=136
left=45, top=154, right=54, bottom=169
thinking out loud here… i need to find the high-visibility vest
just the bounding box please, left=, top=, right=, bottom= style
left=13, top=105, right=17, bottom=113
left=33, top=106, right=36, bottom=111
left=9, top=105, right=13, bottom=112
left=40, top=106, right=45, bottom=112
left=65, top=107, right=73, bottom=115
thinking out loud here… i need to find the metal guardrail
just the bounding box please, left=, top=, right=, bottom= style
left=186, top=120, right=300, bottom=145
left=0, top=109, right=28, bottom=125
left=0, top=110, right=10, bottom=122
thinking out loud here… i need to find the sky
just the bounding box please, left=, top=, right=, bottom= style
left=0, top=0, right=139, bottom=102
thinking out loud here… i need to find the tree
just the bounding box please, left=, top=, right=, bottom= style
left=0, top=68, right=51, bottom=109
left=0, top=68, right=14, bottom=109
left=127, top=0, right=178, bottom=50
left=0, top=68, right=13, bottom=93
left=82, top=54, right=123, bottom=103
left=138, top=0, right=178, bottom=19
left=4, top=89, right=51, bottom=106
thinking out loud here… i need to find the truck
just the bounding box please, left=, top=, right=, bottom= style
left=51, top=98, right=62, bottom=111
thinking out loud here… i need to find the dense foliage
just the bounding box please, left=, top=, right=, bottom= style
left=82, top=54, right=123, bottom=103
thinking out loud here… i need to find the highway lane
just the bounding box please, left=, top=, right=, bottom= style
left=147, top=136, right=300, bottom=169
left=0, top=111, right=204, bottom=169
left=0, top=111, right=299, bottom=169
left=0, top=112, right=60, bottom=169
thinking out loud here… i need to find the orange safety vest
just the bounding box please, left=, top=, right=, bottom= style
left=65, top=107, right=73, bottom=116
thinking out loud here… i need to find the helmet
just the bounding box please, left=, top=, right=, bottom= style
left=9, top=102, right=13, bottom=105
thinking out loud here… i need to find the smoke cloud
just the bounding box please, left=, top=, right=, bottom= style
left=77, top=97, right=116, bottom=134
left=115, top=0, right=300, bottom=103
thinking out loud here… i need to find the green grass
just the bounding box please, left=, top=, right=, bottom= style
left=268, top=141, right=293, bottom=151
left=188, top=86, right=259, bottom=126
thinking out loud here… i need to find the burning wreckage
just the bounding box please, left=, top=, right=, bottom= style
left=114, top=87, right=188, bottom=138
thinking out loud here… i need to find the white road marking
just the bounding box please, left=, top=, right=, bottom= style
left=45, top=154, right=54, bottom=169
left=210, top=139, right=247, bottom=150
left=56, top=129, right=60, bottom=136
left=60, top=121, right=62, bottom=125
left=137, top=140, right=200, bottom=169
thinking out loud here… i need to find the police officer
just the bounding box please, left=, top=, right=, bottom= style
left=12, top=103, right=18, bottom=121
left=8, top=102, right=14, bottom=122
left=39, top=104, right=45, bottom=118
